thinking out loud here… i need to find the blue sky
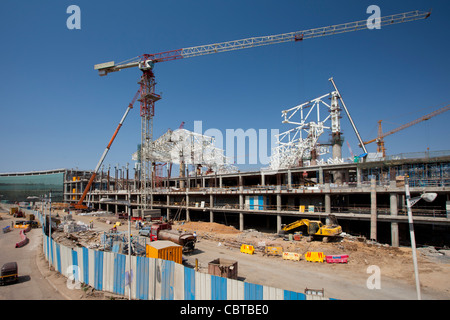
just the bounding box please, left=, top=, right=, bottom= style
left=0, top=0, right=449, bottom=173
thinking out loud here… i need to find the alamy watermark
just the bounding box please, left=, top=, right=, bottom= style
left=66, top=265, right=81, bottom=289
left=66, top=5, right=81, bottom=30
left=193, top=120, right=279, bottom=166
left=65, top=5, right=381, bottom=31
left=367, top=5, right=381, bottom=29
left=366, top=265, right=381, bottom=290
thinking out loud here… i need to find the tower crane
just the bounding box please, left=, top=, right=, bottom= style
left=86, top=10, right=429, bottom=212
left=362, top=105, right=450, bottom=157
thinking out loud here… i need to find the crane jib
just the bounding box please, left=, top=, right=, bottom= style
left=97, top=10, right=430, bottom=75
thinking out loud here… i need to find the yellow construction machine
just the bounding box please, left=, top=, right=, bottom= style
left=280, top=215, right=342, bottom=242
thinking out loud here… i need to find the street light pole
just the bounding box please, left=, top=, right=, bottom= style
left=404, top=178, right=421, bottom=300
left=128, top=203, right=131, bottom=300
left=100, top=197, right=132, bottom=300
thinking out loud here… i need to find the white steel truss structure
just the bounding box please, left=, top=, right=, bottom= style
left=133, top=128, right=237, bottom=175
left=269, top=91, right=341, bottom=170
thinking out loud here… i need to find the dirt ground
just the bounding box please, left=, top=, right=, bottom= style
left=173, top=221, right=450, bottom=299
left=2, top=205, right=449, bottom=300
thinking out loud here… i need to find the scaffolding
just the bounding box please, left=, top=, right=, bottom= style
left=269, top=91, right=340, bottom=170
left=133, top=128, right=237, bottom=177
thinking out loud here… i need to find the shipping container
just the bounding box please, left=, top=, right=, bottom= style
left=145, top=240, right=182, bottom=264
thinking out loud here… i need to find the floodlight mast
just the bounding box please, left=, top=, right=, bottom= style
left=87, top=10, right=430, bottom=212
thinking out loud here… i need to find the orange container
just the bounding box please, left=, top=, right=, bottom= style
left=146, top=240, right=182, bottom=264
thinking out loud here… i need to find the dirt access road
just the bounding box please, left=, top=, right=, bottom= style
left=0, top=213, right=66, bottom=300
left=0, top=207, right=123, bottom=300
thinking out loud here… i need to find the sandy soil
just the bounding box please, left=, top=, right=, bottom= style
left=174, top=221, right=450, bottom=298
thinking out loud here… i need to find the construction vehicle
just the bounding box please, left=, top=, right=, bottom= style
left=140, top=222, right=196, bottom=252
left=362, top=105, right=449, bottom=157
left=280, top=215, right=342, bottom=242
left=0, top=262, right=18, bottom=286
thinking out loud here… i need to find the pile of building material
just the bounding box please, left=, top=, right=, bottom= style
left=52, top=230, right=102, bottom=249
left=61, top=220, right=89, bottom=233
left=58, top=214, right=90, bottom=233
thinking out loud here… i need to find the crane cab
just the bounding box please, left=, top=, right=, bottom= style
left=139, top=60, right=154, bottom=71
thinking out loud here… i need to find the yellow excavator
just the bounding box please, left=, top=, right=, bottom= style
left=280, top=215, right=342, bottom=242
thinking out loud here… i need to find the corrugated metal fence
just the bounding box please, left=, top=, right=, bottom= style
left=37, top=210, right=328, bottom=300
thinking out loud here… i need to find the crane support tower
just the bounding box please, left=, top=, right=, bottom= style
left=92, top=10, right=430, bottom=215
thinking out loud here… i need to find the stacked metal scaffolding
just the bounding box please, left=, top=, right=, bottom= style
left=269, top=91, right=341, bottom=170
left=133, top=128, right=237, bottom=178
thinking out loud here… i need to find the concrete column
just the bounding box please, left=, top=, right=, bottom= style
left=325, top=193, right=331, bottom=214
left=239, top=213, right=244, bottom=231
left=210, top=194, right=214, bottom=223
left=261, top=173, right=265, bottom=186
left=115, top=194, right=118, bottom=214
left=186, top=192, right=190, bottom=221
left=277, top=185, right=281, bottom=213
left=219, top=176, right=223, bottom=188
left=239, top=194, right=243, bottom=210
left=357, top=167, right=362, bottom=188
left=319, top=167, right=324, bottom=185
left=127, top=192, right=131, bottom=217
left=167, top=195, right=170, bottom=220
left=333, top=170, right=343, bottom=185
left=277, top=214, right=282, bottom=234
left=287, top=170, right=292, bottom=189
left=390, top=193, right=399, bottom=247
left=370, top=177, right=377, bottom=241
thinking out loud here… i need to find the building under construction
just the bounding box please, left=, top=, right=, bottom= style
left=64, top=66, right=450, bottom=249
left=64, top=147, right=450, bottom=248
left=3, top=9, right=449, bottom=248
